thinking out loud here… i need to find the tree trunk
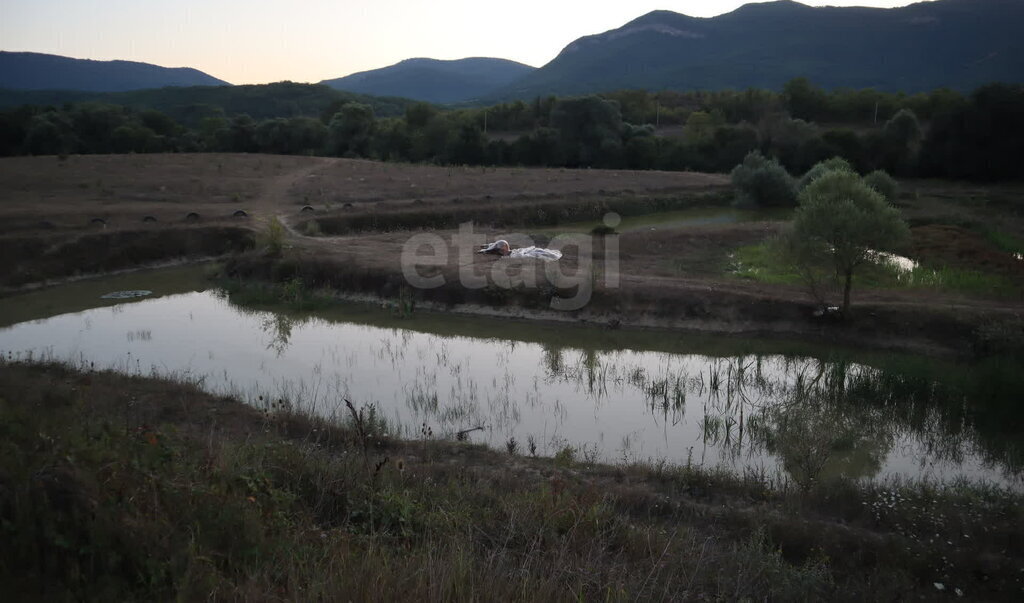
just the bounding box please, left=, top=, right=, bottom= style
left=842, top=269, right=853, bottom=318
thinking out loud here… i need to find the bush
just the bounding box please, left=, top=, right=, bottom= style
left=863, top=170, right=899, bottom=202
left=258, top=217, right=286, bottom=256
left=730, top=151, right=797, bottom=207
left=798, top=156, right=855, bottom=191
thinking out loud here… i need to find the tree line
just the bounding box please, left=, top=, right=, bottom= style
left=0, top=79, right=1020, bottom=181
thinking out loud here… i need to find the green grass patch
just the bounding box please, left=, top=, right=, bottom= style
left=730, top=242, right=1020, bottom=297
left=901, top=264, right=1018, bottom=294
left=729, top=243, right=806, bottom=286
left=984, top=229, right=1024, bottom=255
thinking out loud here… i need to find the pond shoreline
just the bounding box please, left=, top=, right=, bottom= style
left=320, top=287, right=966, bottom=360
left=7, top=276, right=1019, bottom=490
left=221, top=247, right=1003, bottom=362
left=0, top=255, right=221, bottom=297
left=0, top=249, right=1008, bottom=361
left=2, top=360, right=1020, bottom=600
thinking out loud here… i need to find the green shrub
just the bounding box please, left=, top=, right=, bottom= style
left=730, top=151, right=797, bottom=207
left=863, top=170, right=899, bottom=202
left=798, top=156, right=855, bottom=191
left=259, top=217, right=286, bottom=256
left=553, top=445, right=577, bottom=467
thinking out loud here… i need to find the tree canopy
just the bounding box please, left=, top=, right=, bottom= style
left=788, top=170, right=910, bottom=315
left=1, top=80, right=1021, bottom=183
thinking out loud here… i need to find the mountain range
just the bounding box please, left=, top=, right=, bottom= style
left=492, top=0, right=1024, bottom=99
left=1, top=0, right=1022, bottom=104
left=0, top=51, right=229, bottom=92
left=319, top=57, right=534, bottom=104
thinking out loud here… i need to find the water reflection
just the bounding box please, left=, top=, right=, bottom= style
left=0, top=286, right=1019, bottom=491
left=750, top=401, right=893, bottom=489
left=260, top=313, right=295, bottom=356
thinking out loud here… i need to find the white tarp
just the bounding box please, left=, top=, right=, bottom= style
left=509, top=246, right=562, bottom=261
left=479, top=240, right=562, bottom=262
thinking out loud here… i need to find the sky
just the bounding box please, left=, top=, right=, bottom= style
left=1, top=1, right=928, bottom=85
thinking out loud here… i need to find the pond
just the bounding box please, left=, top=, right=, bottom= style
left=0, top=266, right=1020, bottom=491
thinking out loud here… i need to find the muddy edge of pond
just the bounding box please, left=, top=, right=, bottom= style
left=221, top=252, right=1016, bottom=360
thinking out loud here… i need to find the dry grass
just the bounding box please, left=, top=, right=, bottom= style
left=1, top=361, right=1021, bottom=601
left=911, top=224, right=1024, bottom=278
left=0, top=226, right=253, bottom=288
left=0, top=154, right=326, bottom=233
left=0, top=154, right=728, bottom=235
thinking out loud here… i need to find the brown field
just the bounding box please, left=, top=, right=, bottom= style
left=1, top=153, right=1022, bottom=356
left=0, top=153, right=725, bottom=233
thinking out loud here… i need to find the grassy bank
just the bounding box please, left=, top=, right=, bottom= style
left=1, top=362, right=1021, bottom=600
left=729, top=241, right=1023, bottom=299
left=220, top=247, right=1010, bottom=360
left=302, top=192, right=731, bottom=236
left=0, top=226, right=255, bottom=289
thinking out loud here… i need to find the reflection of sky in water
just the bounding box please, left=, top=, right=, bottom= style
left=0, top=290, right=1019, bottom=491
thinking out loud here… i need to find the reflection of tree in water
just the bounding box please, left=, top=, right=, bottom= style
left=602, top=352, right=1020, bottom=484
left=743, top=357, right=1024, bottom=488
left=579, top=349, right=601, bottom=394
left=219, top=290, right=304, bottom=358
left=218, top=284, right=1024, bottom=484
left=748, top=400, right=893, bottom=490
left=837, top=358, right=1024, bottom=480
left=541, top=345, right=609, bottom=397
left=261, top=313, right=296, bottom=357
left=541, top=343, right=563, bottom=377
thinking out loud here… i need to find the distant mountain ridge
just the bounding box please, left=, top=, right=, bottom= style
left=3, top=0, right=1022, bottom=104
left=320, top=57, right=535, bottom=104
left=491, top=0, right=1024, bottom=99
left=0, top=51, right=230, bottom=92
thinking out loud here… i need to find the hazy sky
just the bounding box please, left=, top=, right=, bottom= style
left=2, top=1, right=927, bottom=84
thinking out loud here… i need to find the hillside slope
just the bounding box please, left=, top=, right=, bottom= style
left=321, top=57, right=535, bottom=104
left=0, top=51, right=230, bottom=91
left=493, top=0, right=1024, bottom=99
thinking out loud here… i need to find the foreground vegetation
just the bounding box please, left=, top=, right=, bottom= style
left=1, top=361, right=1021, bottom=600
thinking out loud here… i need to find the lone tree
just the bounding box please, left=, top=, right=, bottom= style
left=786, top=170, right=910, bottom=316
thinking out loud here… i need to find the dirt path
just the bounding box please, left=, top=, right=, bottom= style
left=246, top=157, right=379, bottom=245
left=254, top=160, right=330, bottom=210
left=242, top=157, right=338, bottom=237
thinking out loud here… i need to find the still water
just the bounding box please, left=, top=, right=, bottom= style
left=0, top=267, right=1019, bottom=490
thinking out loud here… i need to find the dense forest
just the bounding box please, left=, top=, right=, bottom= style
left=1, top=79, right=1021, bottom=182
left=0, top=82, right=413, bottom=126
